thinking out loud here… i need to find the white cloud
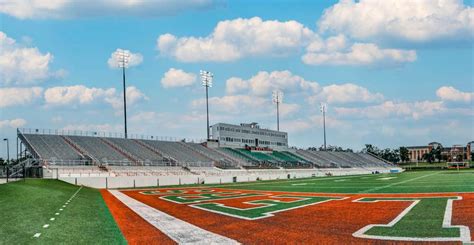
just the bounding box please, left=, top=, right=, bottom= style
left=157, top=17, right=316, bottom=62
left=192, top=95, right=268, bottom=114
left=107, top=49, right=143, bottom=68
left=0, top=0, right=219, bottom=19
left=309, top=83, right=384, bottom=104
left=226, top=70, right=319, bottom=96
left=335, top=100, right=445, bottom=120
left=318, top=0, right=474, bottom=42
left=303, top=42, right=417, bottom=66
left=0, top=32, right=61, bottom=85
left=0, top=87, right=43, bottom=107
left=436, top=86, right=473, bottom=103
left=44, top=85, right=148, bottom=110
left=0, top=118, right=27, bottom=129
left=160, top=68, right=196, bottom=88
left=44, top=85, right=116, bottom=105
left=104, top=86, right=149, bottom=110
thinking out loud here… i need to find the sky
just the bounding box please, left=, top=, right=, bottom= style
left=0, top=0, right=473, bottom=158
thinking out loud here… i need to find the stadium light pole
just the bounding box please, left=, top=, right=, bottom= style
left=320, top=103, right=327, bottom=151
left=201, top=70, right=213, bottom=140
left=3, top=138, right=9, bottom=164
left=115, top=49, right=130, bottom=139
left=272, top=90, right=283, bottom=131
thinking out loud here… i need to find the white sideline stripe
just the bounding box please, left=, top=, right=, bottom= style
left=109, top=190, right=239, bottom=244
left=50, top=218, right=55, bottom=221
left=352, top=197, right=472, bottom=242
left=359, top=172, right=439, bottom=193
left=43, top=224, right=49, bottom=228
left=33, top=233, right=41, bottom=238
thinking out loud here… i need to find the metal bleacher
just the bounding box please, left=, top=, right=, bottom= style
left=107, top=138, right=164, bottom=164
left=23, top=134, right=83, bottom=162
left=19, top=131, right=393, bottom=170
left=68, top=136, right=129, bottom=163
left=140, top=140, right=213, bottom=166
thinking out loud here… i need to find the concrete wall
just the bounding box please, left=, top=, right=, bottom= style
left=56, top=167, right=402, bottom=189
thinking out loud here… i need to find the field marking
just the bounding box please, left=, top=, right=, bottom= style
left=334, top=179, right=346, bottom=182
left=191, top=195, right=347, bottom=220
left=32, top=186, right=83, bottom=239
left=378, top=177, right=396, bottom=180
left=352, top=197, right=472, bottom=243
left=109, top=190, right=239, bottom=244
left=291, top=183, right=307, bottom=186
left=359, top=172, right=440, bottom=193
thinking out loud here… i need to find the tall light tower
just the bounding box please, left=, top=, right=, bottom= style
left=272, top=90, right=283, bottom=131
left=3, top=138, right=9, bottom=164
left=200, top=70, right=213, bottom=140
left=115, top=49, right=130, bottom=139
left=320, top=103, right=327, bottom=151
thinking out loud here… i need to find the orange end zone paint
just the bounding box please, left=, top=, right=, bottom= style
left=100, top=190, right=175, bottom=245
left=105, top=187, right=474, bottom=244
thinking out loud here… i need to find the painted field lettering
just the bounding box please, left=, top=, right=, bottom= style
left=192, top=195, right=345, bottom=220
left=161, top=192, right=261, bottom=204
left=353, top=197, right=471, bottom=243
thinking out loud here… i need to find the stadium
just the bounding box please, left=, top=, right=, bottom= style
left=1, top=120, right=473, bottom=244
left=1, top=1, right=474, bottom=244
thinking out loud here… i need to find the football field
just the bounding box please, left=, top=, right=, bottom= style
left=1, top=170, right=473, bottom=244
left=215, top=169, right=474, bottom=193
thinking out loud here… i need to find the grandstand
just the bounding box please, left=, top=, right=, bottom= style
left=16, top=128, right=400, bottom=188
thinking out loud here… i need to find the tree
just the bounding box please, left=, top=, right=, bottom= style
left=423, top=151, right=435, bottom=163
left=433, top=146, right=442, bottom=162
left=399, top=147, right=409, bottom=162
left=362, top=144, right=380, bottom=156
left=0, top=158, right=4, bottom=165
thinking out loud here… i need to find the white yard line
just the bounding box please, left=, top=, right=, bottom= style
left=33, top=186, right=83, bottom=239
left=359, top=172, right=440, bottom=193
left=109, top=190, right=239, bottom=244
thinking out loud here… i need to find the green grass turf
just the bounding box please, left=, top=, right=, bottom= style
left=215, top=169, right=474, bottom=193
left=0, top=179, right=125, bottom=244
left=361, top=197, right=460, bottom=238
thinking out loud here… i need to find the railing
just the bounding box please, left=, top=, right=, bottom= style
left=39, top=159, right=177, bottom=167
left=18, top=128, right=206, bottom=144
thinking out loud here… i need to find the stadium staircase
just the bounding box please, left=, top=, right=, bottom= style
left=17, top=130, right=41, bottom=159
left=61, top=136, right=97, bottom=165
left=100, top=138, right=140, bottom=165
left=284, top=151, right=311, bottom=163
left=226, top=148, right=260, bottom=163
left=200, top=145, right=243, bottom=167
left=177, top=142, right=215, bottom=163
left=133, top=140, right=177, bottom=166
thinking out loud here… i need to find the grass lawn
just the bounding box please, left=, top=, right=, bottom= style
left=0, top=179, right=125, bottom=244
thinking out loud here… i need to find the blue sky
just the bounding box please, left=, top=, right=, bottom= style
left=0, top=0, right=473, bottom=159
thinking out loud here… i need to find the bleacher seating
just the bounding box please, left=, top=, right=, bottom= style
left=107, top=138, right=164, bottom=164
left=20, top=132, right=393, bottom=170
left=140, top=140, right=214, bottom=166
left=68, top=136, right=130, bottom=164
